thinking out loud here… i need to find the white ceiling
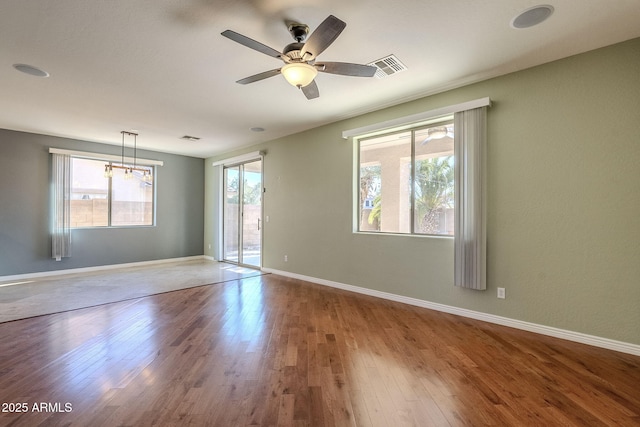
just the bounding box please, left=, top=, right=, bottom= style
left=2, top=0, right=639, bottom=158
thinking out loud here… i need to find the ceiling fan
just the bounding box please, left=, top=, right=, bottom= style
left=221, top=15, right=377, bottom=100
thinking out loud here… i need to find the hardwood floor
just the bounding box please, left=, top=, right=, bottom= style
left=0, top=273, right=639, bottom=426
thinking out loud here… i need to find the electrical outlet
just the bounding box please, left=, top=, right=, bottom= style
left=208, top=244, right=211, bottom=250
left=497, top=287, right=506, bottom=299
left=284, top=255, right=288, bottom=262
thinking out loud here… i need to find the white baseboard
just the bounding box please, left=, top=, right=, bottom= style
left=0, top=255, right=210, bottom=282
left=262, top=268, right=640, bottom=357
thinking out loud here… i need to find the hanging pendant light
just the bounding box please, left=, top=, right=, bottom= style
left=104, top=131, right=153, bottom=182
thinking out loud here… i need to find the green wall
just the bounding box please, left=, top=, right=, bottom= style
left=206, top=38, right=640, bottom=345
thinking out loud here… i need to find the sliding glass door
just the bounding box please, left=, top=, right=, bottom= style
left=223, top=159, right=262, bottom=267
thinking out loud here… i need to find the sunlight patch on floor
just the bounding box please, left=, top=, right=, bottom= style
left=0, top=280, right=34, bottom=288
left=0, top=260, right=264, bottom=323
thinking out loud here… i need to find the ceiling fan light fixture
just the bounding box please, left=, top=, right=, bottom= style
left=281, top=63, right=318, bottom=88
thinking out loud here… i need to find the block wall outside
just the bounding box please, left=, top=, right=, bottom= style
left=223, top=203, right=261, bottom=251
left=70, top=200, right=152, bottom=227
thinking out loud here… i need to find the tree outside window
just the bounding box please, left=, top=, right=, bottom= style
left=358, top=120, right=454, bottom=235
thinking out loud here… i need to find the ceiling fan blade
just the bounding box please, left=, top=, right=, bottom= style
left=300, top=15, right=346, bottom=60
left=236, top=69, right=281, bottom=85
left=316, top=62, right=377, bottom=77
left=221, top=30, right=282, bottom=59
left=301, top=80, right=319, bottom=99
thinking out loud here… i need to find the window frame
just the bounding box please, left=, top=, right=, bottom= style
left=355, top=116, right=454, bottom=237
left=67, top=154, right=158, bottom=229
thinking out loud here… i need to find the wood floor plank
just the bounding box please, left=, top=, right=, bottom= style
left=1, top=272, right=639, bottom=426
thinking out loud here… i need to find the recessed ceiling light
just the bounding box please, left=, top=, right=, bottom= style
left=13, top=63, right=50, bottom=77
left=251, top=127, right=265, bottom=132
left=511, top=5, right=554, bottom=29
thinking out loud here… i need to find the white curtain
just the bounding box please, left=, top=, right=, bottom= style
left=52, top=153, right=71, bottom=261
left=454, top=107, right=487, bottom=290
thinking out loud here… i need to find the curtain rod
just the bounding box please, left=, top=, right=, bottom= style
left=211, top=150, right=265, bottom=167
left=49, top=148, right=164, bottom=166
left=342, top=97, right=491, bottom=139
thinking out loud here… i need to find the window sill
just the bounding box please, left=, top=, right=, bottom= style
left=354, top=231, right=454, bottom=239
left=71, top=225, right=156, bottom=230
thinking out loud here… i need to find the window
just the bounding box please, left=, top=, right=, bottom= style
left=70, top=157, right=155, bottom=227
left=357, top=119, right=454, bottom=235
left=349, top=97, right=489, bottom=288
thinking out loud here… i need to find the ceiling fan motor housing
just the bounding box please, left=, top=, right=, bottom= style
left=283, top=42, right=306, bottom=61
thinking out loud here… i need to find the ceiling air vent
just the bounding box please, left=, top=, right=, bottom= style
left=367, top=54, right=407, bottom=79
